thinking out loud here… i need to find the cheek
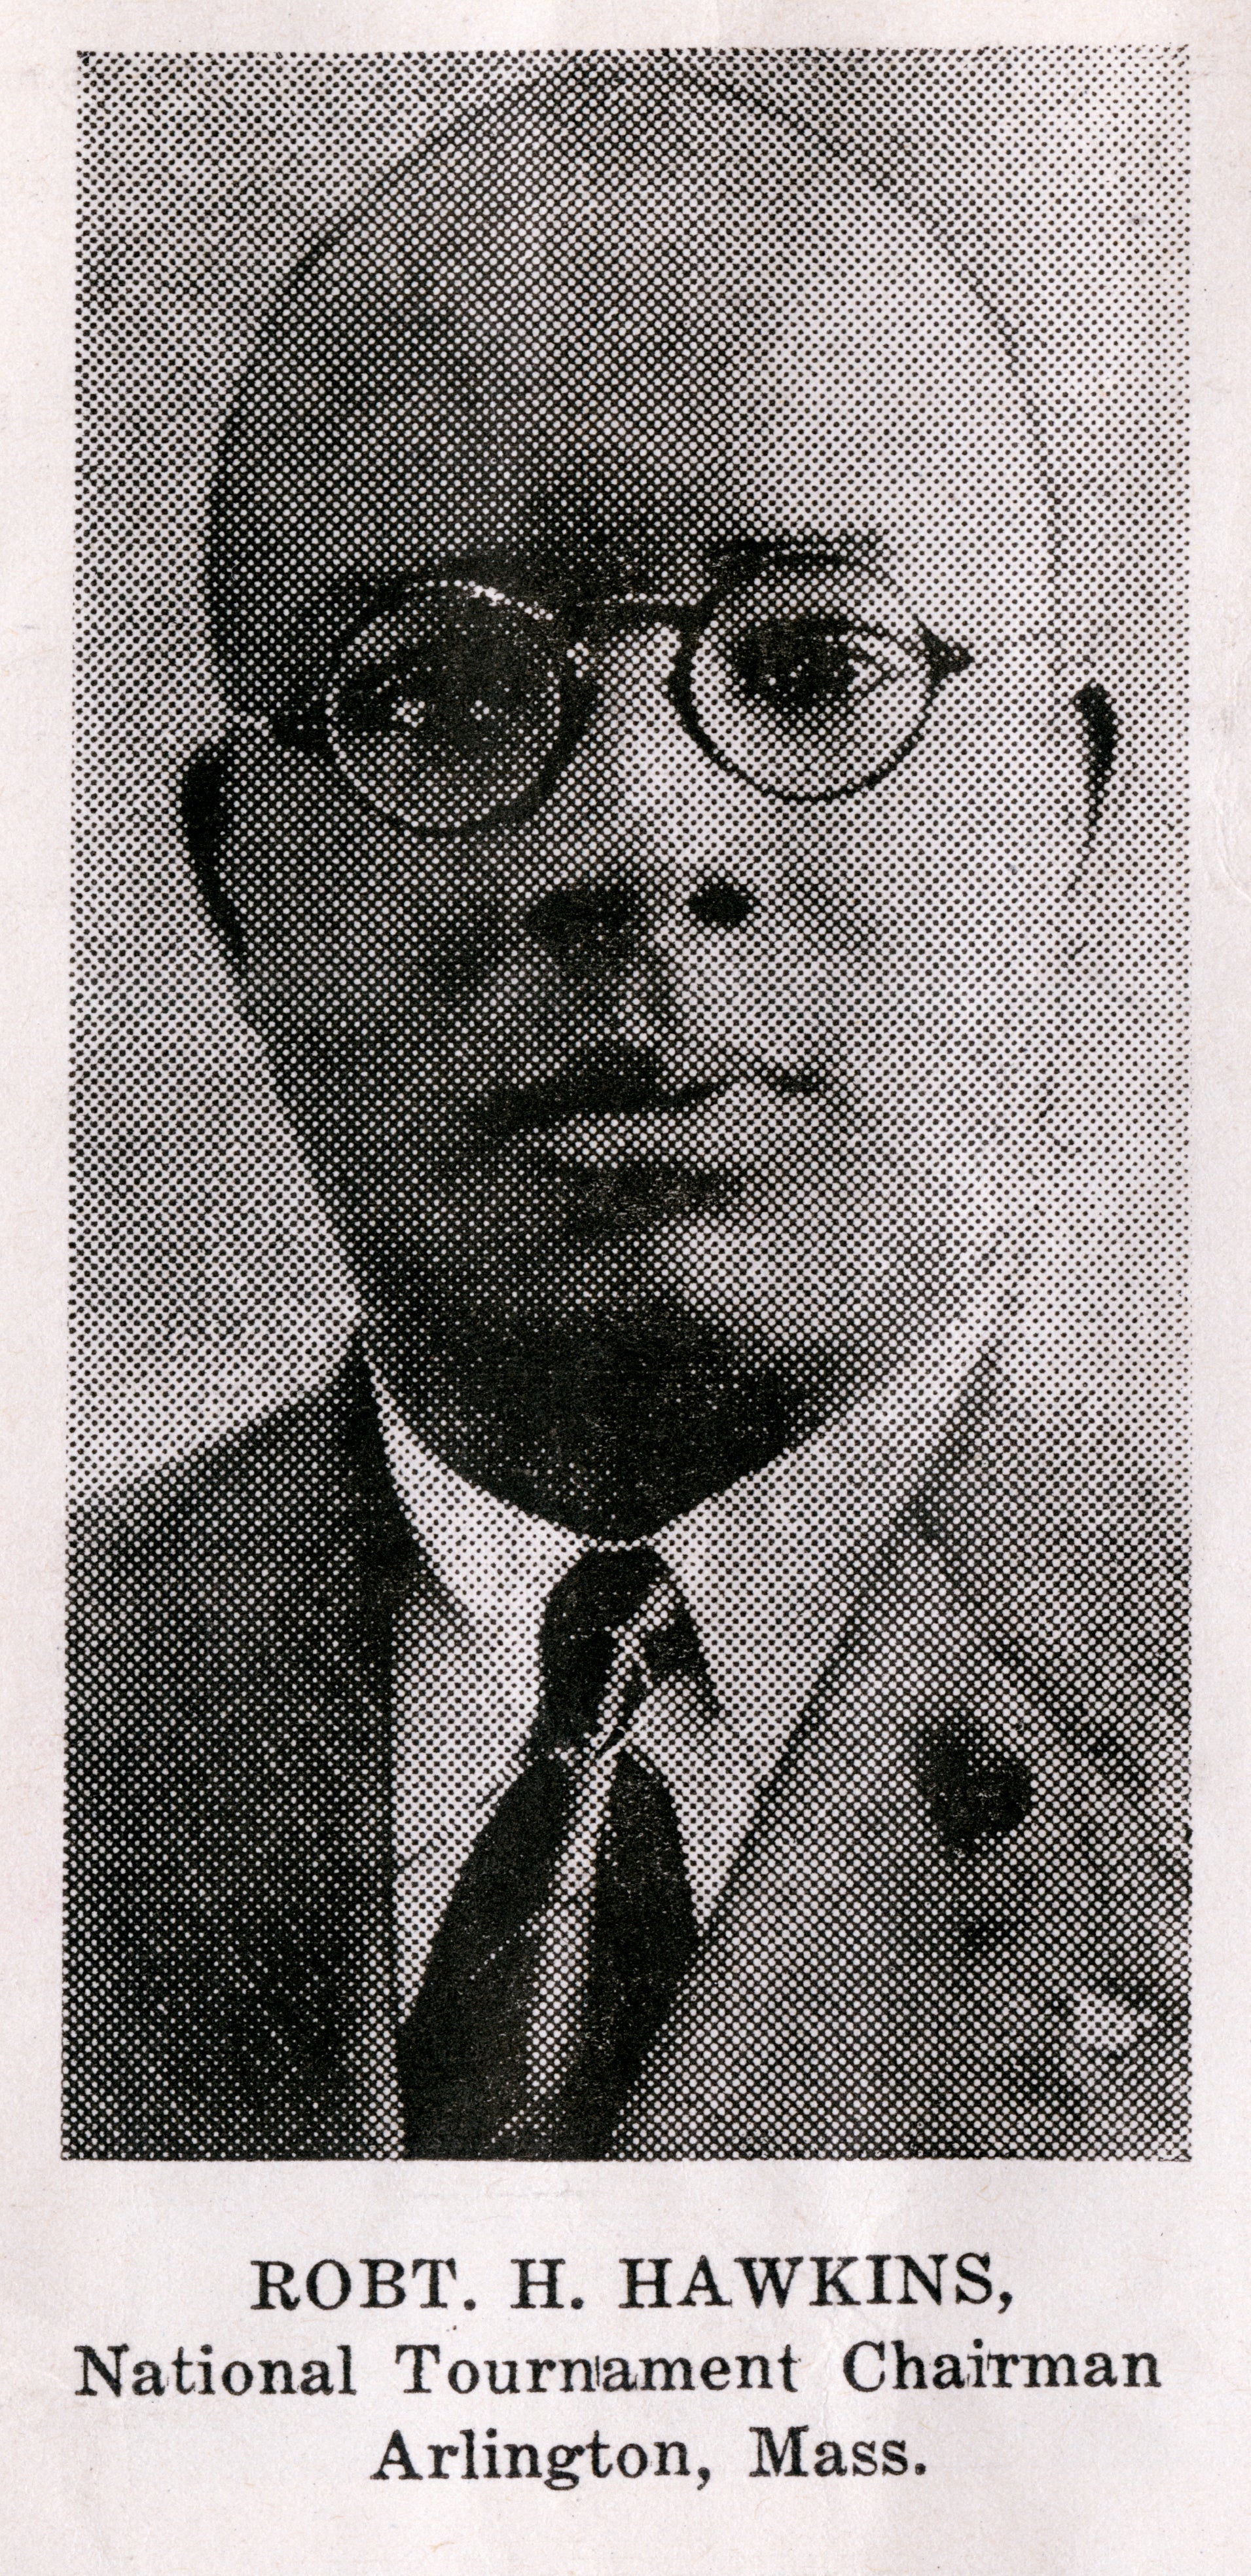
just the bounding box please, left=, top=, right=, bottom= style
left=779, top=680, right=1083, bottom=1061
left=227, top=741, right=511, bottom=1044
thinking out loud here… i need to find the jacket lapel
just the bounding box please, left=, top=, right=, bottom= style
left=171, top=1350, right=410, bottom=2158
left=614, top=1513, right=1186, bottom=2160
left=285, top=1350, right=412, bottom=2158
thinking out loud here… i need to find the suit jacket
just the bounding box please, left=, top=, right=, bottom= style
left=65, top=1342, right=1188, bottom=2158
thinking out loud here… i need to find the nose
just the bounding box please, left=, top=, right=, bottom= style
left=526, top=872, right=754, bottom=966
left=518, top=623, right=762, bottom=969
left=687, top=877, right=753, bottom=930
left=524, top=877, right=640, bottom=968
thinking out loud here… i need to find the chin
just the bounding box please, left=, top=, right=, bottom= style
left=362, top=1142, right=1008, bottom=1382
left=651, top=1216, right=968, bottom=1378
left=427, top=1210, right=939, bottom=1382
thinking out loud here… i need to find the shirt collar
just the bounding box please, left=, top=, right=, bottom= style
left=369, top=1272, right=1004, bottom=1787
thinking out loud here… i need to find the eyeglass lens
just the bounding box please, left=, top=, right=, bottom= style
left=326, top=567, right=940, bottom=832
left=329, top=590, right=565, bottom=834
left=687, top=563, right=934, bottom=800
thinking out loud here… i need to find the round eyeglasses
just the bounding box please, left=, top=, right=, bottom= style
left=268, top=558, right=973, bottom=838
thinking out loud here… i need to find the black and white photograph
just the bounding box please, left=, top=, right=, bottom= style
left=67, top=46, right=1188, bottom=2165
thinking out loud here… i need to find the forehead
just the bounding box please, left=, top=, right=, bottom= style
left=211, top=75, right=1051, bottom=708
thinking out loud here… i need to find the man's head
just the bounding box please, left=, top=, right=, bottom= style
left=195, top=62, right=1110, bottom=1526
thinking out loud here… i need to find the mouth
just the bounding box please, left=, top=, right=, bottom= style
left=477, top=1042, right=726, bottom=1143
left=476, top=1041, right=831, bottom=1176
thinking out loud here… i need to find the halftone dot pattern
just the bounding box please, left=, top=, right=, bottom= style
left=68, top=52, right=1187, bottom=2160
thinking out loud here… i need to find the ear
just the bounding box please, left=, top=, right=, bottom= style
left=180, top=741, right=245, bottom=966
left=1072, top=680, right=1118, bottom=839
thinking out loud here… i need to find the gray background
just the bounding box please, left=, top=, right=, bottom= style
left=75, top=46, right=1186, bottom=1499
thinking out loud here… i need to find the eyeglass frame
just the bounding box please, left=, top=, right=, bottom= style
left=264, top=553, right=979, bottom=839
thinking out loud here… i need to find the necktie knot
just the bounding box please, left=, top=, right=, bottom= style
left=534, top=1543, right=702, bottom=1756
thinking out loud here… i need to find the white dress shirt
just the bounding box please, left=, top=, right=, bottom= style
left=372, top=1285, right=1003, bottom=2017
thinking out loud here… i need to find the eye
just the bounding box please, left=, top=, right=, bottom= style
left=336, top=650, right=437, bottom=741
left=723, top=616, right=920, bottom=719
left=686, top=578, right=939, bottom=800
left=335, top=617, right=549, bottom=750
left=326, top=586, right=566, bottom=833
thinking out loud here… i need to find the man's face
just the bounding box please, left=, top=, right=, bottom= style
left=216, top=113, right=1087, bottom=1403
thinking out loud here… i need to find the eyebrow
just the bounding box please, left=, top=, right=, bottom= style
left=706, top=528, right=890, bottom=579
left=361, top=528, right=894, bottom=606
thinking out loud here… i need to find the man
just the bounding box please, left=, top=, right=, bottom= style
left=67, top=59, right=1186, bottom=2160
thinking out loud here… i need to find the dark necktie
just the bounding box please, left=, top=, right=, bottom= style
left=398, top=1545, right=702, bottom=2158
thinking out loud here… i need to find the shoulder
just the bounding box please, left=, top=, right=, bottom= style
left=71, top=1364, right=353, bottom=1626
left=66, top=1352, right=391, bottom=1734
left=67, top=1336, right=422, bottom=1739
